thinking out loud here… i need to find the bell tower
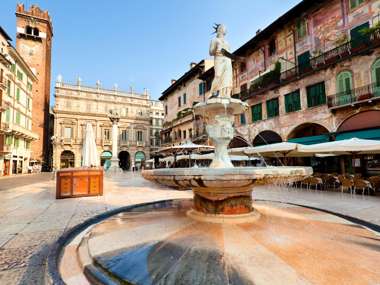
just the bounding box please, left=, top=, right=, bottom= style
left=15, top=4, right=53, bottom=168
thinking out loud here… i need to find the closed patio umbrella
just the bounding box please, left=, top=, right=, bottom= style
left=82, top=123, right=100, bottom=167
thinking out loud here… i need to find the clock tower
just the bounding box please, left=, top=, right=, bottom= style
left=15, top=4, right=53, bottom=169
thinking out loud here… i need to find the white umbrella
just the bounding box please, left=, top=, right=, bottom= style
left=175, top=153, right=260, bottom=162
left=159, top=141, right=214, bottom=155
left=159, top=141, right=214, bottom=167
left=82, top=123, right=100, bottom=167
left=298, top=138, right=380, bottom=155
left=242, top=142, right=300, bottom=157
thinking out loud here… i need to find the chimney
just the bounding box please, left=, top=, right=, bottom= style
left=190, top=62, right=197, bottom=69
left=171, top=79, right=176, bottom=85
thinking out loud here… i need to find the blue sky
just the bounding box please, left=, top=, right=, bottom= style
left=1, top=0, right=300, bottom=102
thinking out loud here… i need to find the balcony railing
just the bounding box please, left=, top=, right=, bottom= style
left=328, top=83, right=380, bottom=109
left=243, top=31, right=380, bottom=100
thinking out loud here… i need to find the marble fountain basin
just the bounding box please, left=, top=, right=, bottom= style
left=142, top=166, right=313, bottom=217
left=142, top=166, right=313, bottom=191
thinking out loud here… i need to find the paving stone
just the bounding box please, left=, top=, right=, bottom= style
left=0, top=267, right=25, bottom=285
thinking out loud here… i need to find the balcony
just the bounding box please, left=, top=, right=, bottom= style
left=328, top=83, right=380, bottom=110
left=242, top=31, right=380, bottom=100
left=101, top=139, right=111, bottom=146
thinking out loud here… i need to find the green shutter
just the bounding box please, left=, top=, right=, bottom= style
left=5, top=135, right=12, bottom=145
left=285, top=90, right=301, bottom=113
left=5, top=109, right=10, bottom=122
left=16, top=88, right=20, bottom=101
left=350, top=22, right=370, bottom=48
left=307, top=82, right=326, bottom=107
left=251, top=104, right=262, bottom=122
left=16, top=112, right=20, bottom=124
left=266, top=98, right=279, bottom=118
left=240, top=113, right=246, bottom=125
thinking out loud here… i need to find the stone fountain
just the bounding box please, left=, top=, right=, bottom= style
left=142, top=24, right=312, bottom=221
left=52, top=25, right=380, bottom=285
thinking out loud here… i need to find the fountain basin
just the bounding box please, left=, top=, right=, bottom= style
left=57, top=199, right=380, bottom=285
left=142, top=166, right=312, bottom=216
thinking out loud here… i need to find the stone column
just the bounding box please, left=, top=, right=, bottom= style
left=108, top=110, right=122, bottom=172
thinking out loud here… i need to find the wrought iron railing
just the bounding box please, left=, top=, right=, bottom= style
left=328, top=83, right=380, bottom=108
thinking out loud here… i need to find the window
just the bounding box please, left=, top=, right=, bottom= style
left=251, top=104, right=262, bottom=122
left=199, top=82, right=206, bottom=96
left=350, top=22, right=370, bottom=48
left=165, top=105, right=168, bottom=115
left=27, top=81, right=32, bottom=92
left=284, top=90, right=301, bottom=113
left=296, top=18, right=307, bottom=39
left=266, top=98, right=279, bottom=118
left=372, top=58, right=380, bottom=87
left=306, top=82, right=326, bottom=108
left=178, top=130, right=181, bottom=139
left=14, top=138, right=19, bottom=148
left=337, top=71, right=353, bottom=94
left=103, top=129, right=110, bottom=140
left=16, top=88, right=20, bottom=102
left=183, top=93, right=187, bottom=105
left=26, top=98, right=31, bottom=110
left=25, top=26, right=33, bottom=35
left=240, top=83, right=248, bottom=98
left=17, top=70, right=23, bottom=81
left=33, top=28, right=39, bottom=37
left=269, top=39, right=276, bottom=56
left=298, top=51, right=311, bottom=73
left=5, top=108, right=10, bottom=122
left=240, top=113, right=246, bottom=125
left=25, top=141, right=30, bottom=150
left=350, top=0, right=364, bottom=9
left=121, top=130, right=128, bottom=141
left=240, top=62, right=247, bottom=73
left=10, top=64, right=16, bottom=74
left=15, top=112, right=21, bottom=125
left=137, top=130, right=143, bottom=142
left=64, top=127, right=73, bottom=139
left=5, top=135, right=12, bottom=145
left=189, top=128, right=193, bottom=138
left=183, top=130, right=186, bottom=139
left=178, top=96, right=181, bottom=107
left=6, top=80, right=11, bottom=96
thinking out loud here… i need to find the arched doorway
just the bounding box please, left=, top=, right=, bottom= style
left=118, top=151, right=130, bottom=171
left=60, top=151, right=75, bottom=169
left=100, top=151, right=112, bottom=170
left=337, top=110, right=380, bottom=134
left=135, top=151, right=146, bottom=169
left=228, top=136, right=250, bottom=148
left=337, top=111, right=380, bottom=175
left=287, top=123, right=329, bottom=145
left=252, top=131, right=282, bottom=146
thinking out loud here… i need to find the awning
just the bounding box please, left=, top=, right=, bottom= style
left=101, top=151, right=112, bottom=158
left=336, top=128, right=380, bottom=141
left=288, top=134, right=329, bottom=145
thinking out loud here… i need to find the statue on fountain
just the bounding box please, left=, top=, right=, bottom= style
left=209, top=24, right=233, bottom=99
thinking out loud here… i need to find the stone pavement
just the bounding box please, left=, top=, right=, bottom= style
left=0, top=173, right=52, bottom=191
left=0, top=172, right=379, bottom=284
